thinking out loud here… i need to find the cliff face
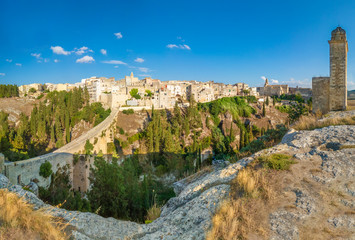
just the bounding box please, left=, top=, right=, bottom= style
left=1, top=111, right=354, bottom=240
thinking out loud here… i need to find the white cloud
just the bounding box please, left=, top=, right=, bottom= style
left=50, top=46, right=71, bottom=55
left=166, top=44, right=191, bottom=50
left=0, top=73, right=5, bottom=76
left=348, top=81, right=355, bottom=90
left=102, top=60, right=127, bottom=65
left=44, top=59, right=49, bottom=63
left=114, top=66, right=119, bottom=68
left=261, top=76, right=267, bottom=81
left=101, top=49, right=107, bottom=55
left=31, top=53, right=42, bottom=59
left=134, top=57, right=144, bottom=63
left=6, top=59, right=12, bottom=63
left=281, top=78, right=311, bottom=88
left=114, top=32, right=123, bottom=39
left=183, top=44, right=191, bottom=50
left=139, top=74, right=151, bottom=77
left=15, top=63, right=22, bottom=67
left=76, top=55, right=95, bottom=63
left=75, top=46, right=91, bottom=55
left=167, top=44, right=178, bottom=49
left=54, top=59, right=59, bottom=63
left=270, top=79, right=279, bottom=84
left=138, top=67, right=149, bottom=73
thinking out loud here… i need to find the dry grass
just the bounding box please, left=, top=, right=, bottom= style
left=0, top=189, right=67, bottom=240
left=293, top=115, right=355, bottom=130
left=145, top=204, right=161, bottom=224
left=206, top=167, right=275, bottom=240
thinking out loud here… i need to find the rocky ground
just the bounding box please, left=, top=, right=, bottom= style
left=1, top=111, right=354, bottom=239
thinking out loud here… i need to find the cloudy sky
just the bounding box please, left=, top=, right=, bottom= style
left=1, top=0, right=355, bottom=89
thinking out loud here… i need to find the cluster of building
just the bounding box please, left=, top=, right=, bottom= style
left=19, top=73, right=314, bottom=110
left=257, top=78, right=312, bottom=100
left=19, top=73, right=255, bottom=109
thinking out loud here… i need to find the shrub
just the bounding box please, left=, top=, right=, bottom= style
left=37, top=93, right=44, bottom=99
left=122, top=109, right=134, bottom=115
left=145, top=204, right=161, bottom=223
left=258, top=154, right=295, bottom=170
left=39, top=161, right=52, bottom=178
left=84, top=140, right=94, bottom=155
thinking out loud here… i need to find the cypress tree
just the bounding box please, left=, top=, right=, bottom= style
left=65, top=111, right=70, bottom=143
left=262, top=102, right=266, bottom=117
left=266, top=96, right=269, bottom=106
left=239, top=128, right=244, bottom=149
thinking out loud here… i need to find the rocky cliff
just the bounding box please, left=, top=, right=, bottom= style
left=1, top=111, right=354, bottom=240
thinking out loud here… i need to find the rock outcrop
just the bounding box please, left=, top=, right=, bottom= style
left=1, top=111, right=354, bottom=239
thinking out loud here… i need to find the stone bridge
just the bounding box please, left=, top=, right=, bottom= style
left=1, top=107, right=120, bottom=188
left=55, top=107, right=120, bottom=154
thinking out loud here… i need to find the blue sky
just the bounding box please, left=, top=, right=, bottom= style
left=1, top=0, right=355, bottom=89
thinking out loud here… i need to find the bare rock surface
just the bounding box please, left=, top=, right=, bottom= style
left=0, top=111, right=354, bottom=239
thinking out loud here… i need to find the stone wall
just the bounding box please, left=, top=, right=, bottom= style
left=312, top=77, right=330, bottom=114
left=3, top=152, right=73, bottom=188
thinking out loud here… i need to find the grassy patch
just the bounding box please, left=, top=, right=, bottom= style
left=0, top=190, right=66, bottom=240
left=207, top=154, right=295, bottom=239
left=257, top=154, right=296, bottom=170
left=145, top=204, right=161, bottom=224
left=294, top=115, right=355, bottom=130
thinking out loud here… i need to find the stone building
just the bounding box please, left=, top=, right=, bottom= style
left=312, top=27, right=348, bottom=114
left=259, top=78, right=289, bottom=96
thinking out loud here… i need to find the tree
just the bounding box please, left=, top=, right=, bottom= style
left=28, top=87, right=37, bottom=94
left=84, top=140, right=94, bottom=155
left=39, top=161, right=53, bottom=178
left=88, top=157, right=127, bottom=218
left=262, top=102, right=266, bottom=117
left=145, top=90, right=153, bottom=98
left=266, top=96, right=269, bottom=106
left=242, top=89, right=250, bottom=96
left=129, top=88, right=141, bottom=99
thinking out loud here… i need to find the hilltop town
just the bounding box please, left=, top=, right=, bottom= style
left=18, top=74, right=312, bottom=110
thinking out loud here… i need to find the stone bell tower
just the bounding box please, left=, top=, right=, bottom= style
left=329, top=26, right=348, bottom=111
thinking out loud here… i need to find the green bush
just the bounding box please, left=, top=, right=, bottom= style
left=122, top=109, right=134, bottom=115
left=155, top=165, right=168, bottom=177
left=39, top=161, right=53, bottom=178
left=258, top=154, right=295, bottom=170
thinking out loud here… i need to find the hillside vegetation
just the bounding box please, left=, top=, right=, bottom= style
left=0, top=87, right=110, bottom=161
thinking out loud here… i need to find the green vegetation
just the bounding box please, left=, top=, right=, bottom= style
left=28, top=88, right=37, bottom=93
left=257, top=154, right=295, bottom=170
left=39, top=161, right=52, bottom=178
left=84, top=140, right=94, bottom=155
left=198, top=96, right=256, bottom=121
left=129, top=88, right=141, bottom=99
left=273, top=93, right=305, bottom=104
left=88, top=156, right=174, bottom=222
left=274, top=94, right=311, bottom=123
left=39, top=164, right=91, bottom=212
left=239, top=125, right=288, bottom=157
left=0, top=84, right=19, bottom=98
left=0, top=87, right=110, bottom=161
left=122, top=109, right=134, bottom=115
left=145, top=90, right=153, bottom=97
